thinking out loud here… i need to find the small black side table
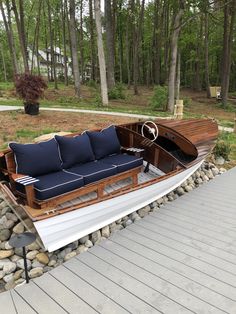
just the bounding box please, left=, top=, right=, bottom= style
left=9, top=232, right=36, bottom=283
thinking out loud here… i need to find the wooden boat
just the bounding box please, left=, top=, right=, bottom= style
left=0, top=118, right=218, bottom=251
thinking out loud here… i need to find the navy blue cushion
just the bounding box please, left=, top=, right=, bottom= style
left=67, top=161, right=117, bottom=184
left=55, top=134, right=95, bottom=168
left=86, top=126, right=121, bottom=159
left=9, top=139, right=61, bottom=177
left=16, top=170, right=84, bottom=200
left=100, top=154, right=143, bottom=173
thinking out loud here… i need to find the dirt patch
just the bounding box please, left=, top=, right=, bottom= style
left=0, top=110, right=137, bottom=148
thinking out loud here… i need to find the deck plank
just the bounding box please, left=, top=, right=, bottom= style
left=11, top=290, right=37, bottom=314
left=65, top=257, right=159, bottom=313
left=0, top=290, right=16, bottom=314
left=76, top=250, right=191, bottom=314
left=35, top=272, right=97, bottom=314
left=14, top=281, right=67, bottom=314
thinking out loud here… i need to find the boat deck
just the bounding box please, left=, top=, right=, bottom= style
left=1, top=167, right=236, bottom=314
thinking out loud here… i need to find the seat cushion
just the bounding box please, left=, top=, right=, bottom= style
left=100, top=154, right=143, bottom=173
left=9, top=139, right=61, bottom=177
left=16, top=170, right=84, bottom=201
left=66, top=161, right=117, bottom=185
left=86, top=125, right=121, bottom=159
left=55, top=133, right=95, bottom=168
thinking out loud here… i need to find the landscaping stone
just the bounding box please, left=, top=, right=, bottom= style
left=36, top=253, right=49, bottom=265
left=64, top=251, right=77, bottom=261
left=13, top=269, right=24, bottom=281
left=76, top=245, right=88, bottom=254
left=101, top=226, right=110, bottom=238
left=29, top=267, right=44, bottom=278
left=79, top=235, right=89, bottom=244
left=91, top=230, right=101, bottom=244
left=16, top=258, right=31, bottom=270
left=0, top=250, right=14, bottom=260
left=85, top=240, right=93, bottom=248
left=0, top=229, right=10, bottom=241
left=13, top=222, right=24, bottom=234
left=26, top=250, right=39, bottom=260
left=3, top=261, right=16, bottom=274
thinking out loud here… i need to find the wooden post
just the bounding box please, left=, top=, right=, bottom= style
left=174, top=99, right=184, bottom=119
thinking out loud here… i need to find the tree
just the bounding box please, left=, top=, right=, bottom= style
left=0, top=0, right=19, bottom=76
left=94, top=0, right=108, bottom=105
left=167, top=0, right=185, bottom=112
left=221, top=0, right=236, bottom=107
left=69, top=0, right=80, bottom=97
left=105, top=0, right=115, bottom=89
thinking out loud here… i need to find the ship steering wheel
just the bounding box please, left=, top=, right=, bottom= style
left=141, top=121, right=159, bottom=142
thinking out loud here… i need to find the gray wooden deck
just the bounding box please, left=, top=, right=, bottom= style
left=1, top=167, right=236, bottom=314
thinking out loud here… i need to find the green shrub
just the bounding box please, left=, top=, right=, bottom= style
left=108, top=83, right=126, bottom=100
left=213, top=140, right=231, bottom=160
left=86, top=80, right=98, bottom=89
left=150, top=85, right=168, bottom=110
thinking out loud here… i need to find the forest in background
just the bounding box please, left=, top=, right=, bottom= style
left=0, top=0, right=235, bottom=112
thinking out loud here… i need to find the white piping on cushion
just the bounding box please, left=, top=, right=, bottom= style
left=63, top=165, right=117, bottom=178
left=105, top=157, right=143, bottom=167
left=35, top=176, right=83, bottom=192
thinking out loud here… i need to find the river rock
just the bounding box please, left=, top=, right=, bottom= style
left=5, top=213, right=18, bottom=222
left=3, top=273, right=14, bottom=283
left=48, top=260, right=57, bottom=267
left=36, top=253, right=49, bottom=265
left=17, top=258, right=31, bottom=270
left=31, top=260, right=44, bottom=268
left=3, top=261, right=16, bottom=274
left=13, top=222, right=24, bottom=234
left=0, top=229, right=10, bottom=241
left=91, top=230, right=101, bottom=244
left=79, top=235, right=89, bottom=244
left=0, top=270, right=4, bottom=279
left=85, top=240, right=93, bottom=248
left=184, top=185, right=193, bottom=193
left=101, top=226, right=110, bottom=238
left=215, top=156, right=225, bottom=165
left=76, top=245, right=88, bottom=254
left=10, top=255, right=22, bottom=262
left=4, top=241, right=13, bottom=250
left=176, top=187, right=185, bottom=196
left=29, top=267, right=44, bottom=278
left=64, top=251, right=77, bottom=261
left=26, top=250, right=39, bottom=260
left=130, top=212, right=139, bottom=221
left=26, top=241, right=40, bottom=251
left=0, top=250, right=14, bottom=260
left=13, top=269, right=24, bottom=280
left=123, top=219, right=133, bottom=227
left=5, top=279, right=16, bottom=290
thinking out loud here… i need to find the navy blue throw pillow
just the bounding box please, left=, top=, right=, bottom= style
left=87, top=125, right=121, bottom=159
left=9, top=139, right=62, bottom=177
left=55, top=133, right=95, bottom=168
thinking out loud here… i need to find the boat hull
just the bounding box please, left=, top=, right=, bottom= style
left=34, top=160, right=203, bottom=252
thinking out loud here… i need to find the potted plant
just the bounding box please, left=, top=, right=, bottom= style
left=15, top=73, right=48, bottom=115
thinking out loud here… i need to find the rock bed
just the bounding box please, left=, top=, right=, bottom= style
left=0, top=161, right=226, bottom=292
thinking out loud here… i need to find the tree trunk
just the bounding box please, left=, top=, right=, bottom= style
left=11, top=0, right=29, bottom=72
left=94, top=0, right=108, bottom=105
left=89, top=0, right=96, bottom=81
left=0, top=40, right=7, bottom=81
left=152, top=0, right=161, bottom=85
left=167, top=1, right=184, bottom=112
left=69, top=0, right=80, bottom=97
left=61, top=0, right=68, bottom=85
left=80, top=0, right=84, bottom=83
left=221, top=0, right=236, bottom=107
left=176, top=52, right=180, bottom=101
left=204, top=10, right=210, bottom=98
left=105, top=0, right=115, bottom=89
left=47, top=0, right=57, bottom=88
left=0, top=0, right=19, bottom=76
left=133, top=0, right=145, bottom=95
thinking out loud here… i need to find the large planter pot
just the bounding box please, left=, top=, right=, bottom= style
left=24, top=103, right=39, bottom=115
